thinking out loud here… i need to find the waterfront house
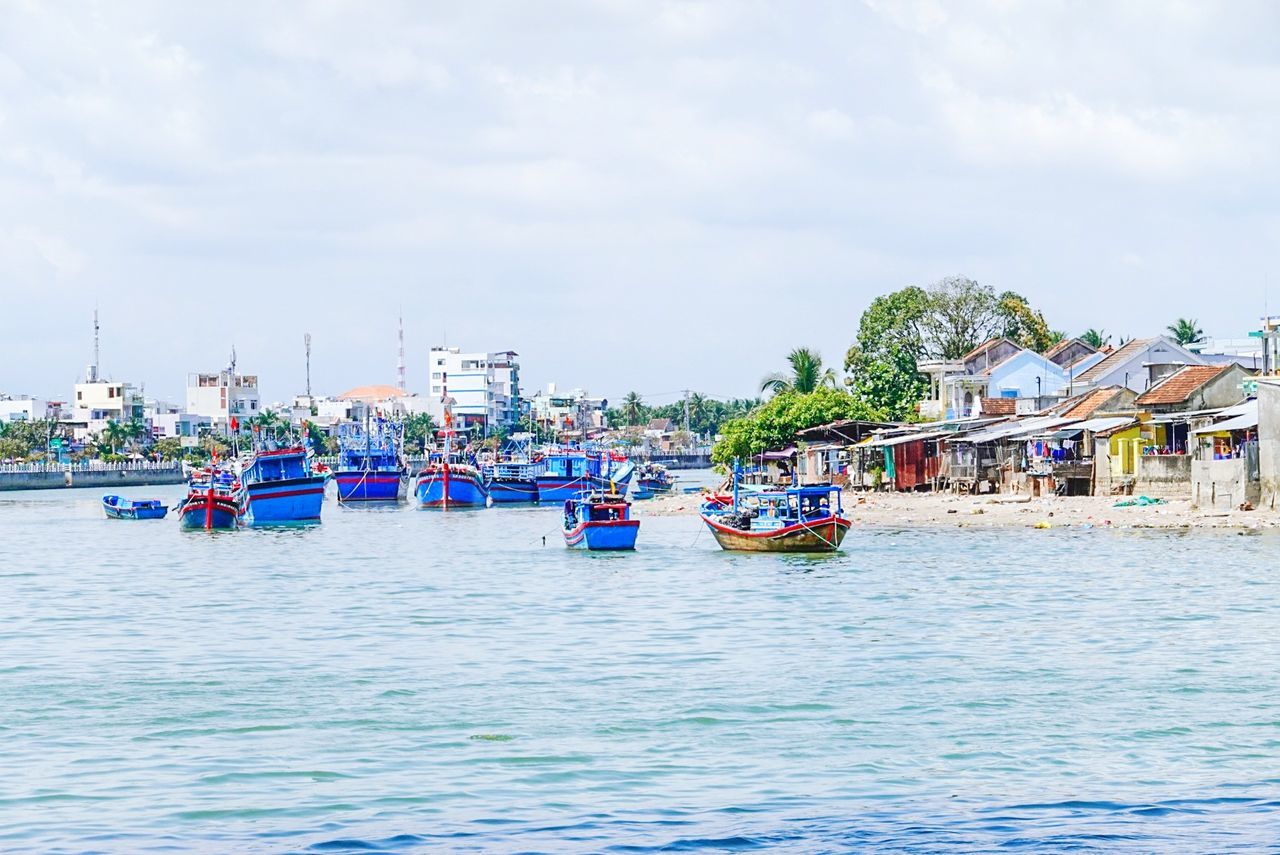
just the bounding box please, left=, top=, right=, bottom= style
left=1071, top=336, right=1206, bottom=394
left=1190, top=400, right=1259, bottom=509
left=795, top=419, right=895, bottom=486
left=1133, top=363, right=1253, bottom=454
left=1041, top=385, right=1138, bottom=420
left=919, top=339, right=1071, bottom=419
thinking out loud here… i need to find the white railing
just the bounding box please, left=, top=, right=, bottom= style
left=0, top=460, right=184, bottom=473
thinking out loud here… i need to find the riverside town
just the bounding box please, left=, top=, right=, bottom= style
left=5, top=277, right=1280, bottom=533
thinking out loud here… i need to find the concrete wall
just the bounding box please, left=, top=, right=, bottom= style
left=1258, top=382, right=1280, bottom=510
left=0, top=465, right=185, bottom=492
left=1192, top=457, right=1259, bottom=510
left=1132, top=454, right=1191, bottom=499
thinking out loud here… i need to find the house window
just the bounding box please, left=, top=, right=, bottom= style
left=432, top=372, right=441, bottom=379
left=108, top=388, right=115, bottom=398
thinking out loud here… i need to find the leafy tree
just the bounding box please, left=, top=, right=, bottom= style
left=844, top=286, right=930, bottom=421
left=996, top=290, right=1057, bottom=352
left=99, top=419, right=129, bottom=454
left=1080, top=328, right=1110, bottom=349
left=760, top=347, right=839, bottom=396
left=924, top=276, right=1003, bottom=359
left=0, top=437, right=26, bottom=460
left=1167, top=318, right=1205, bottom=346
left=621, top=391, right=646, bottom=426
left=152, top=437, right=183, bottom=460
left=403, top=412, right=437, bottom=453
left=712, top=387, right=887, bottom=466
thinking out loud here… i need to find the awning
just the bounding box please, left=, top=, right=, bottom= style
left=1192, top=401, right=1258, bottom=435
left=759, top=446, right=797, bottom=460
left=858, top=430, right=948, bottom=449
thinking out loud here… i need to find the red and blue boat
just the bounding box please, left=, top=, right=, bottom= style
left=536, top=452, right=590, bottom=503
left=699, top=466, right=850, bottom=553
left=483, top=434, right=544, bottom=503
left=177, top=465, right=243, bottom=530
left=587, top=450, right=635, bottom=495
left=636, top=461, right=676, bottom=494
left=334, top=416, right=407, bottom=502
left=414, top=388, right=487, bottom=509
left=415, top=452, right=489, bottom=508
left=562, top=491, right=640, bottom=550
left=239, top=445, right=326, bottom=525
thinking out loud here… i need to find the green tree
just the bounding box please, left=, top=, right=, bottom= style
left=99, top=419, right=129, bottom=454
left=844, top=286, right=931, bottom=421
left=0, top=437, right=26, bottom=460
left=1080, top=328, right=1110, bottom=348
left=1167, top=318, right=1204, bottom=346
left=403, top=412, right=437, bottom=453
left=924, top=276, right=1003, bottom=359
left=996, top=290, right=1057, bottom=352
left=621, top=391, right=646, bottom=426
left=152, top=437, right=183, bottom=460
left=760, top=347, right=839, bottom=396
left=712, top=387, right=886, bottom=466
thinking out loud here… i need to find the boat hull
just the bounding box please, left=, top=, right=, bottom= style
left=536, top=476, right=591, bottom=503
left=486, top=479, right=539, bottom=503
left=103, top=497, right=169, bottom=520
left=334, top=470, right=404, bottom=502
left=242, top=476, right=326, bottom=524
left=700, top=514, right=851, bottom=553
left=564, top=519, right=640, bottom=550
left=417, top=472, right=488, bottom=508
left=178, top=496, right=240, bottom=530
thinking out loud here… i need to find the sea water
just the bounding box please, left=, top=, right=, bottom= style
left=2, top=479, right=1279, bottom=852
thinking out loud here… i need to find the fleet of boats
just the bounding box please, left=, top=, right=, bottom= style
left=112, top=415, right=850, bottom=553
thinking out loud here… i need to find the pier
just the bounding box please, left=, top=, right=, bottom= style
left=0, top=461, right=186, bottom=491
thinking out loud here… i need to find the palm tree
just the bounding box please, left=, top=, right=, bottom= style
left=621, top=391, right=645, bottom=426
left=760, top=347, right=838, bottom=396
left=1167, top=318, right=1205, bottom=346
left=1080, top=329, right=1110, bottom=349
left=100, top=419, right=128, bottom=455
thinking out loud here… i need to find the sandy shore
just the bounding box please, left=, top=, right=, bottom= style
left=636, top=489, right=1280, bottom=530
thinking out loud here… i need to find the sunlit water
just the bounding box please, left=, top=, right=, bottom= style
left=2, top=475, right=1279, bottom=853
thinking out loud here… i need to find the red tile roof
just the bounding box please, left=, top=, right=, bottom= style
left=981, top=397, right=1017, bottom=415
left=1134, top=364, right=1230, bottom=406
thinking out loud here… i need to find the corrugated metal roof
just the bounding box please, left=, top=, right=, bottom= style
left=955, top=417, right=1080, bottom=444
left=858, top=430, right=949, bottom=448
left=1191, top=400, right=1257, bottom=435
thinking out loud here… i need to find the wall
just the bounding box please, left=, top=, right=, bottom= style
left=988, top=353, right=1069, bottom=398
left=1132, top=454, right=1191, bottom=499
left=1192, top=457, right=1259, bottom=510
left=0, top=464, right=185, bottom=492
left=1258, top=382, right=1280, bottom=509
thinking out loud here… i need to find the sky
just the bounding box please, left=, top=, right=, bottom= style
left=2, top=1, right=1280, bottom=409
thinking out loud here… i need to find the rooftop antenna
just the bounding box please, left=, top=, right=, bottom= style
left=305, top=332, right=312, bottom=397
left=397, top=312, right=406, bottom=393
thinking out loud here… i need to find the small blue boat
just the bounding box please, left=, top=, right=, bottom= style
left=102, top=495, right=168, bottom=520
left=629, top=484, right=655, bottom=500
left=536, top=452, right=590, bottom=503
left=177, top=466, right=242, bottom=530
left=334, top=417, right=407, bottom=502
left=562, top=491, right=640, bottom=550
left=240, top=446, right=326, bottom=525
left=636, top=462, right=676, bottom=494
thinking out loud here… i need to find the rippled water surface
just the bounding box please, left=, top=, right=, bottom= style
left=3, top=479, right=1280, bottom=853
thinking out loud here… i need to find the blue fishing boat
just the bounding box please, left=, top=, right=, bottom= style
left=483, top=433, right=545, bottom=503
left=562, top=491, right=640, bottom=550
left=334, top=416, right=407, bottom=502
left=587, top=451, right=635, bottom=495
left=239, top=445, right=326, bottom=525
left=102, top=495, right=169, bottom=520
left=415, top=387, right=488, bottom=508
left=629, top=484, right=655, bottom=500
left=536, top=452, right=590, bottom=503
left=177, top=465, right=242, bottom=530
left=636, top=461, right=676, bottom=494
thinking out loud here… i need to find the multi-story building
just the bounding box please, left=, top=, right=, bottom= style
left=426, top=347, right=521, bottom=432
left=73, top=379, right=144, bottom=423
left=527, top=383, right=607, bottom=438
left=0, top=395, right=49, bottom=422
left=186, top=369, right=261, bottom=431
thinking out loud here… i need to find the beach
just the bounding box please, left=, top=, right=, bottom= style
left=639, top=487, right=1280, bottom=530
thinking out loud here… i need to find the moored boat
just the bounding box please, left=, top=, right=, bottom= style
left=635, top=461, right=676, bottom=494
left=240, top=446, right=326, bottom=525
left=483, top=434, right=545, bottom=502
left=699, top=468, right=849, bottom=553
left=562, top=491, right=640, bottom=550
left=334, top=416, right=407, bottom=502
left=416, top=453, right=489, bottom=508
left=587, top=451, right=635, bottom=495
left=102, top=495, right=169, bottom=520
left=536, top=452, right=590, bottom=503
left=177, top=466, right=242, bottom=530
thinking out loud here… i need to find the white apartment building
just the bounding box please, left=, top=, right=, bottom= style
left=528, top=383, right=607, bottom=437
left=426, top=347, right=521, bottom=431
left=186, top=370, right=261, bottom=430
left=73, top=379, right=144, bottom=423
left=0, top=395, right=49, bottom=422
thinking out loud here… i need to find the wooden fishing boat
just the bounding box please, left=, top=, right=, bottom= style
left=177, top=466, right=242, bottom=530
left=415, top=385, right=488, bottom=509
left=240, top=445, right=326, bottom=524
left=334, top=415, right=407, bottom=502
left=102, top=495, right=168, bottom=520
left=699, top=469, right=849, bottom=553
left=563, top=491, right=640, bottom=550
